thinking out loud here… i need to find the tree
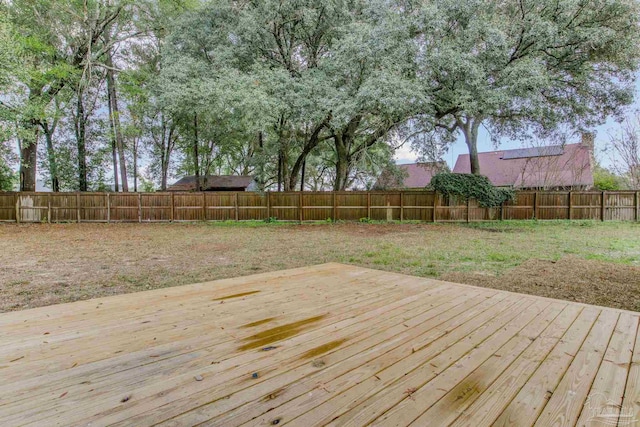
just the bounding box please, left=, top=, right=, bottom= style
left=608, top=111, right=640, bottom=189
left=413, top=0, right=640, bottom=175
left=593, top=165, right=623, bottom=190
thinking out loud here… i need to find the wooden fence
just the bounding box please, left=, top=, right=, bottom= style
left=0, top=190, right=638, bottom=223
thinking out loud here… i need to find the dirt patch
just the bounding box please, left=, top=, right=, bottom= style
left=0, top=222, right=638, bottom=313
left=443, top=256, right=640, bottom=312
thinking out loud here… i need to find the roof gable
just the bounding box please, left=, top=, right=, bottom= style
left=453, top=143, right=593, bottom=189
left=376, top=162, right=447, bottom=189
left=168, top=175, right=254, bottom=191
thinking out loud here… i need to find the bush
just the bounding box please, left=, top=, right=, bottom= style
left=428, top=173, right=514, bottom=208
left=593, top=167, right=623, bottom=190
left=0, top=161, right=16, bottom=191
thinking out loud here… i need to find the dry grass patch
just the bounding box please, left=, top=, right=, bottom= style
left=0, top=221, right=638, bottom=312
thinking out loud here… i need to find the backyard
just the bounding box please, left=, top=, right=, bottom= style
left=1, top=220, right=639, bottom=313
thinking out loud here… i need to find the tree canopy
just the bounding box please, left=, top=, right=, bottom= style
left=1, top=0, right=639, bottom=192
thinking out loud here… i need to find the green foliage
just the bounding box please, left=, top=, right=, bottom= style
left=0, top=160, right=16, bottom=191
left=428, top=173, right=515, bottom=208
left=593, top=167, right=624, bottom=191
left=263, top=216, right=278, bottom=223
left=411, top=0, right=640, bottom=175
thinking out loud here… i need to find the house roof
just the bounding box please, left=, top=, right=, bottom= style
left=376, top=162, right=447, bottom=189
left=452, top=143, right=594, bottom=188
left=167, top=175, right=254, bottom=191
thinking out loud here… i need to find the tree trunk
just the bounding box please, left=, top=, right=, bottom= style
left=334, top=134, right=349, bottom=191
left=19, top=125, right=38, bottom=192
left=75, top=89, right=88, bottom=192
left=459, top=116, right=482, bottom=175
left=193, top=113, right=200, bottom=191
left=288, top=116, right=330, bottom=191
left=133, top=139, right=138, bottom=192
left=106, top=64, right=128, bottom=192
left=43, top=123, right=60, bottom=192
left=300, top=158, right=306, bottom=192
left=112, top=136, right=119, bottom=192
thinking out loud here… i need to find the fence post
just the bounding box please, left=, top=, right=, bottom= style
left=76, top=193, right=81, bottom=223
left=107, top=193, right=111, bottom=223
left=433, top=192, right=438, bottom=222
left=202, top=192, right=206, bottom=222
left=15, top=193, right=20, bottom=224
left=138, top=193, right=142, bottom=223
left=333, top=192, right=337, bottom=221
left=568, top=191, right=572, bottom=220
left=367, top=193, right=371, bottom=219
left=533, top=191, right=539, bottom=220
left=500, top=200, right=505, bottom=221
left=266, top=191, right=271, bottom=220
left=400, top=192, right=404, bottom=222
left=635, top=191, right=639, bottom=222
left=298, top=192, right=303, bottom=223
left=47, top=193, right=51, bottom=223
left=601, top=191, right=606, bottom=222
left=235, top=192, right=239, bottom=222
left=170, top=192, right=174, bottom=222
left=466, top=198, right=470, bottom=223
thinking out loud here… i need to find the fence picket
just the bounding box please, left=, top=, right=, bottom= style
left=0, top=190, right=637, bottom=223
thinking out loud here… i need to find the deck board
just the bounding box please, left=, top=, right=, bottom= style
left=1, top=263, right=638, bottom=427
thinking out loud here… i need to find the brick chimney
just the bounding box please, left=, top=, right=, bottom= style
left=581, top=132, right=597, bottom=171
left=580, top=132, right=597, bottom=188
left=581, top=132, right=595, bottom=150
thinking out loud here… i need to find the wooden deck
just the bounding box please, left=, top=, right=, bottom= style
left=1, top=263, right=639, bottom=427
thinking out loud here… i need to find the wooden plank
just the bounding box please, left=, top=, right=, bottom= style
left=533, top=309, right=619, bottom=427
left=411, top=303, right=580, bottom=427
left=12, top=280, right=456, bottom=421
left=367, top=300, right=556, bottom=427
left=15, top=193, right=19, bottom=223
left=450, top=304, right=584, bottom=427
left=3, top=287, right=432, bottom=425
left=294, top=298, right=539, bottom=427
left=575, top=312, right=638, bottom=426
left=620, top=318, right=640, bottom=426
left=107, top=193, right=111, bottom=223
left=235, top=192, right=239, bottom=221
left=202, top=192, right=206, bottom=221
left=601, top=190, right=606, bottom=221
left=168, top=192, right=174, bottom=221
left=299, top=192, right=303, bottom=222
left=333, top=192, right=337, bottom=221
left=214, top=293, right=511, bottom=427
left=433, top=192, right=438, bottom=222
left=76, top=193, right=81, bottom=223
left=492, top=307, right=601, bottom=426
left=86, top=290, right=497, bottom=427
left=0, top=264, right=636, bottom=427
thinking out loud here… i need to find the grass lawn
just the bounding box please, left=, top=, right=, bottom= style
left=1, top=220, right=639, bottom=312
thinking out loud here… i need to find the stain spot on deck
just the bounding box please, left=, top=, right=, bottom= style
left=212, top=290, right=260, bottom=301
left=241, top=317, right=278, bottom=328
left=239, top=315, right=326, bottom=351
left=300, top=339, right=347, bottom=360
left=263, top=388, right=285, bottom=401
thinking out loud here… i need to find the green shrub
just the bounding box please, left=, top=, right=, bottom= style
left=428, top=173, right=514, bottom=208
left=593, top=167, right=623, bottom=190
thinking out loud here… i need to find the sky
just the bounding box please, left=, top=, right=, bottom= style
left=393, top=82, right=640, bottom=171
